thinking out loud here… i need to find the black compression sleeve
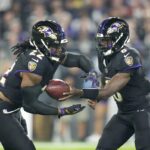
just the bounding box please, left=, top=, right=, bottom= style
left=62, top=53, right=93, bottom=73
left=22, top=85, right=59, bottom=115
left=81, top=89, right=99, bottom=100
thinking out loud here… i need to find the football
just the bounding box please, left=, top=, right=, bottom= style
left=45, top=79, right=70, bottom=100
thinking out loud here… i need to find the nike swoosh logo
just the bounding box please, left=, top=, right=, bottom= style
left=124, top=53, right=130, bottom=58
left=32, top=58, right=39, bottom=63
left=2, top=108, right=20, bottom=114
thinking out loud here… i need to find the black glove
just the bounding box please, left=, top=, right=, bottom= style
left=58, top=104, right=85, bottom=118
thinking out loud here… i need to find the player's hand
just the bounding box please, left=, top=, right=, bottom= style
left=57, top=85, right=73, bottom=101
left=58, top=95, right=72, bottom=101
left=58, top=104, right=85, bottom=118
left=88, top=100, right=97, bottom=110
left=58, top=88, right=83, bottom=101
left=82, top=70, right=100, bottom=89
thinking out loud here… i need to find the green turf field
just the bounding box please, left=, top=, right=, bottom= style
left=36, top=148, right=135, bottom=150
left=35, top=142, right=135, bottom=150
left=0, top=142, right=135, bottom=150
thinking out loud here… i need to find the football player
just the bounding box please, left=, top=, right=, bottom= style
left=64, top=17, right=150, bottom=150
left=0, top=20, right=96, bottom=150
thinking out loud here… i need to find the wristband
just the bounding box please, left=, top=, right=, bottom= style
left=81, top=89, right=99, bottom=99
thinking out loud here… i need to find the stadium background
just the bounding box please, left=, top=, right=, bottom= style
left=0, top=0, right=150, bottom=149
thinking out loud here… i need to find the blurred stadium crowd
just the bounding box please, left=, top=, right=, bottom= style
left=0, top=0, right=150, bottom=143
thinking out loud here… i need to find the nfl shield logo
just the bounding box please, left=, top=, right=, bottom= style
left=28, top=61, right=37, bottom=72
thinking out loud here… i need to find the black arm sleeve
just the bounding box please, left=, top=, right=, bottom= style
left=62, top=53, right=93, bottom=73
left=22, top=85, right=59, bottom=115
left=81, top=89, right=99, bottom=100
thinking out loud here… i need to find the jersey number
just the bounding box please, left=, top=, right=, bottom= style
left=29, top=50, right=44, bottom=60
left=113, top=92, right=123, bottom=102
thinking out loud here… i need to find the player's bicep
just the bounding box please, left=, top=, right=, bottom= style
left=20, top=72, right=42, bottom=87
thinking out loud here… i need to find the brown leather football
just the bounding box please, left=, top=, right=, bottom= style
left=45, top=79, right=70, bottom=100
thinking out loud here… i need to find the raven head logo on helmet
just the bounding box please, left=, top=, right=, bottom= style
left=30, top=20, right=68, bottom=62
left=96, top=17, right=129, bottom=56
left=37, top=26, right=57, bottom=39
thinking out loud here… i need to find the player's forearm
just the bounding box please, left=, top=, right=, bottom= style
left=24, top=100, right=59, bottom=115
left=80, top=73, right=130, bottom=101
left=97, top=87, right=117, bottom=100
left=77, top=55, right=93, bottom=73
left=80, top=85, right=123, bottom=102
left=62, top=53, right=93, bottom=73
left=22, top=84, right=59, bottom=115
left=98, top=73, right=131, bottom=101
left=97, top=82, right=125, bottom=100
left=23, top=101, right=58, bottom=115
left=79, top=88, right=112, bottom=101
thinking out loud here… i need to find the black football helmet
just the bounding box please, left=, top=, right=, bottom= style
left=31, top=20, right=68, bottom=62
left=96, top=17, right=129, bottom=56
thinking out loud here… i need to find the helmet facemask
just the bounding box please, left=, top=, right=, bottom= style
left=96, top=17, right=129, bottom=57
left=39, top=36, right=67, bottom=62
left=32, top=21, right=68, bottom=62
left=96, top=34, right=114, bottom=56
